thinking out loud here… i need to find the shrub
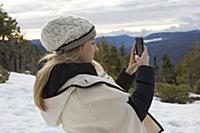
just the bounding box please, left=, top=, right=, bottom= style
left=193, top=80, right=200, bottom=94
left=155, top=83, right=190, bottom=104
left=0, top=64, right=9, bottom=83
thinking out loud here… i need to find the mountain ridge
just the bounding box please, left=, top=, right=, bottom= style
left=30, top=29, right=200, bottom=65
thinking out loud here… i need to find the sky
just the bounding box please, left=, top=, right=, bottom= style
left=1, top=0, right=200, bottom=39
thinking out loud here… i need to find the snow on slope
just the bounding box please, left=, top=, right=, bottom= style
left=0, top=72, right=64, bottom=133
left=144, top=37, right=164, bottom=43
left=150, top=98, right=200, bottom=132
left=0, top=72, right=200, bottom=133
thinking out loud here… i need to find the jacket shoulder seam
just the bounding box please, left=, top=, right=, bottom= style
left=50, top=81, right=125, bottom=98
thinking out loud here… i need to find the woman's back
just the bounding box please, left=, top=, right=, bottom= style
left=34, top=16, right=164, bottom=133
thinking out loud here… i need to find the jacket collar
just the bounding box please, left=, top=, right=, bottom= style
left=41, top=61, right=98, bottom=98
left=57, top=74, right=125, bottom=95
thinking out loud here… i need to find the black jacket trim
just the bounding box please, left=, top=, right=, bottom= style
left=39, top=62, right=132, bottom=98
left=41, top=62, right=98, bottom=98
left=147, top=113, right=164, bottom=132
left=43, top=81, right=126, bottom=99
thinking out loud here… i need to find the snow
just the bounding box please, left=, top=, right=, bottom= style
left=0, top=72, right=64, bottom=133
left=0, top=72, right=200, bottom=133
left=189, top=92, right=200, bottom=98
left=144, top=37, right=164, bottom=43
left=150, top=98, right=200, bottom=132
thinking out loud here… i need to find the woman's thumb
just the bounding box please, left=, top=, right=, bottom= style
left=135, top=55, right=140, bottom=63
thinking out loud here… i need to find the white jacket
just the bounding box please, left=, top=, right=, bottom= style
left=40, top=61, right=163, bottom=133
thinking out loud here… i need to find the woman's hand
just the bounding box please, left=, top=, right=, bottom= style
left=126, top=45, right=150, bottom=75
left=135, top=45, right=150, bottom=66
left=125, top=45, right=138, bottom=75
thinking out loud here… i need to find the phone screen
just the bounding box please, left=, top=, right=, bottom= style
left=135, top=37, right=144, bottom=57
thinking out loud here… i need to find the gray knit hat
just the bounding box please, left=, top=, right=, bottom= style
left=41, top=16, right=96, bottom=52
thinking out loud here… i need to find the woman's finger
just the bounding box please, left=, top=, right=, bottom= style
left=133, top=44, right=136, bottom=53
left=142, top=45, right=148, bottom=56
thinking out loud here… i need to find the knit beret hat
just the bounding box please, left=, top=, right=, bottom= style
left=41, top=16, right=96, bottom=52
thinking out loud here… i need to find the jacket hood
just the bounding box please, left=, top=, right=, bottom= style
left=41, top=61, right=97, bottom=98
left=40, top=60, right=120, bottom=126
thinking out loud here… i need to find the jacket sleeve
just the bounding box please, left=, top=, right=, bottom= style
left=127, top=65, right=155, bottom=121
left=115, top=68, right=136, bottom=92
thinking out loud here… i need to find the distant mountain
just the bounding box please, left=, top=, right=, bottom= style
left=96, top=35, right=134, bottom=49
left=145, top=30, right=200, bottom=64
left=97, top=30, right=200, bottom=65
left=29, top=30, right=200, bottom=65
left=29, top=40, right=46, bottom=53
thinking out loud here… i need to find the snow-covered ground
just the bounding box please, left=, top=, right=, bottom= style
left=0, top=72, right=200, bottom=133
left=0, top=72, right=64, bottom=133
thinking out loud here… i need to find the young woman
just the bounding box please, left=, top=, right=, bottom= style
left=34, top=16, right=163, bottom=133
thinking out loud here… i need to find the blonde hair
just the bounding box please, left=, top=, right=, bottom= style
left=33, top=46, right=83, bottom=111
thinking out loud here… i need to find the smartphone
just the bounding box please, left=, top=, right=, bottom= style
left=135, top=37, right=144, bottom=57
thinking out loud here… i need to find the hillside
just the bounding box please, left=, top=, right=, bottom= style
left=30, top=30, right=200, bottom=65
left=146, top=30, right=200, bottom=64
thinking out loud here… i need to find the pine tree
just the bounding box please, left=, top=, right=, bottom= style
left=160, top=53, right=176, bottom=84
left=176, top=43, right=200, bottom=92
left=94, top=37, right=109, bottom=63
left=153, top=56, right=160, bottom=82
left=94, top=38, right=127, bottom=79
left=0, top=5, right=41, bottom=74
left=0, top=4, right=20, bottom=41
left=119, top=42, right=126, bottom=57
left=119, top=42, right=129, bottom=69
left=107, top=43, right=122, bottom=79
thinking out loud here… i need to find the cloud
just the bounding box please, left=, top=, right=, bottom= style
left=164, top=13, right=200, bottom=32
left=1, top=0, right=200, bottom=39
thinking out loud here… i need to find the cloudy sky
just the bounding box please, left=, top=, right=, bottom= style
left=1, top=0, right=200, bottom=39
